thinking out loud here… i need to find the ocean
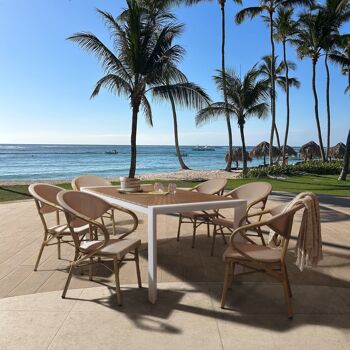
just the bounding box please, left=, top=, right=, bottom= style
left=0, top=144, right=301, bottom=181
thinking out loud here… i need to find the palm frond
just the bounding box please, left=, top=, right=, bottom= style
left=235, top=6, right=264, bottom=25
left=151, top=82, right=211, bottom=110
left=195, top=102, right=235, bottom=127
left=141, top=95, right=153, bottom=127
left=90, top=74, right=132, bottom=99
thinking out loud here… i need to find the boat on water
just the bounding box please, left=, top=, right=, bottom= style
left=105, top=149, right=118, bottom=155
left=192, top=145, right=216, bottom=151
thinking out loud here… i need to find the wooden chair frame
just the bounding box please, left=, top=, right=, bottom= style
left=211, top=183, right=272, bottom=256
left=29, top=184, right=91, bottom=271
left=220, top=203, right=304, bottom=319
left=57, top=191, right=141, bottom=305
left=176, top=180, right=227, bottom=248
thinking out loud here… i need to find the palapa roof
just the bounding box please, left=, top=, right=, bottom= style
left=225, top=147, right=252, bottom=163
left=329, top=142, right=346, bottom=159
left=300, top=141, right=321, bottom=159
left=280, top=145, right=297, bottom=157
left=249, top=141, right=280, bottom=158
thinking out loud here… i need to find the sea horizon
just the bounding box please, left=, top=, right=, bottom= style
left=0, top=144, right=302, bottom=181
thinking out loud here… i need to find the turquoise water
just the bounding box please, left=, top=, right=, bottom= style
left=0, top=144, right=301, bottom=181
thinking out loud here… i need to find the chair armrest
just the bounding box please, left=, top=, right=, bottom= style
left=110, top=205, right=139, bottom=238
left=238, top=209, right=272, bottom=227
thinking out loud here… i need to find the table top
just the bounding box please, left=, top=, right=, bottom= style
left=84, top=185, right=229, bottom=208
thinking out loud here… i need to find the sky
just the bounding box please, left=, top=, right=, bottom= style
left=0, top=0, right=349, bottom=146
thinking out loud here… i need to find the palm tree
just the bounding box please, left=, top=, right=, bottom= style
left=292, top=11, right=328, bottom=161
left=180, top=0, right=243, bottom=171
left=258, top=55, right=300, bottom=162
left=68, top=1, right=195, bottom=177
left=330, top=41, right=350, bottom=94
left=153, top=81, right=210, bottom=169
left=235, top=0, right=312, bottom=165
left=318, top=0, right=350, bottom=158
left=119, top=0, right=211, bottom=170
left=274, top=7, right=300, bottom=164
left=196, top=66, right=269, bottom=175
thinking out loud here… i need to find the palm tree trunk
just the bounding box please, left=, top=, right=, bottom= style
left=274, top=123, right=281, bottom=148
left=239, top=122, right=247, bottom=176
left=282, top=40, right=290, bottom=165
left=170, top=95, right=189, bottom=170
left=325, top=52, right=331, bottom=160
left=339, top=129, right=350, bottom=181
left=268, top=10, right=276, bottom=166
left=220, top=1, right=233, bottom=172
left=312, top=58, right=326, bottom=161
left=129, top=102, right=140, bottom=178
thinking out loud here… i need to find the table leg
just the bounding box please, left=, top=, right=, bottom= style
left=148, top=208, right=157, bottom=304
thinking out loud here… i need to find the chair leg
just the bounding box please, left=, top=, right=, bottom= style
left=210, top=225, right=217, bottom=256
left=176, top=215, right=182, bottom=241
left=191, top=219, right=197, bottom=249
left=89, top=258, right=93, bottom=281
left=220, top=226, right=227, bottom=245
left=282, top=263, right=292, bottom=298
left=281, top=267, right=293, bottom=319
left=62, top=262, right=75, bottom=298
left=135, top=248, right=142, bottom=288
left=221, top=261, right=231, bottom=308
left=207, top=222, right=210, bottom=237
left=111, top=210, right=116, bottom=235
left=34, top=241, right=46, bottom=271
left=57, top=237, right=61, bottom=260
left=113, top=259, right=122, bottom=306
left=228, top=263, right=235, bottom=290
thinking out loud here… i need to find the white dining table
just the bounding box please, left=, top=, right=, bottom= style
left=81, top=185, right=247, bottom=304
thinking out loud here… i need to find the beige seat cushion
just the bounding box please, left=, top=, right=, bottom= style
left=223, top=243, right=281, bottom=263
left=181, top=211, right=217, bottom=219
left=49, top=224, right=89, bottom=236
left=211, top=217, right=234, bottom=228
left=80, top=238, right=141, bottom=258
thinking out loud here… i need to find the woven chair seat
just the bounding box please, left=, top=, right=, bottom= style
left=223, top=243, right=281, bottom=263
left=80, top=238, right=141, bottom=258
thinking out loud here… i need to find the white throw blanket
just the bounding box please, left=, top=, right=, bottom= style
left=268, top=192, right=322, bottom=271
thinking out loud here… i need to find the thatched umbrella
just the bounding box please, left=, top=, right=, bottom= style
left=329, top=142, right=346, bottom=160
left=300, top=141, right=321, bottom=160
left=280, top=145, right=297, bottom=157
left=225, top=147, right=252, bottom=168
left=249, top=141, right=280, bottom=166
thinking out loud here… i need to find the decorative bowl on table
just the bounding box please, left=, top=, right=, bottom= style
left=119, top=177, right=141, bottom=192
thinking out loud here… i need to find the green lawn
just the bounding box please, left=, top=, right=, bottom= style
left=0, top=175, right=349, bottom=203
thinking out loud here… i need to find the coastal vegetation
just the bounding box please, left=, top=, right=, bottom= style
left=1, top=173, right=349, bottom=203
left=66, top=0, right=350, bottom=179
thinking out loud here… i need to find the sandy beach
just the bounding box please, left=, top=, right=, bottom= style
left=0, top=169, right=242, bottom=186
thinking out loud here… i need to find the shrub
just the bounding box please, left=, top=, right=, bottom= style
left=247, top=160, right=346, bottom=177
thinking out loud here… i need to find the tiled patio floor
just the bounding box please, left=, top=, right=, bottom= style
left=0, top=192, right=349, bottom=349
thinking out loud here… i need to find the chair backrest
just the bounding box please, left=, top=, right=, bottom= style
left=28, top=183, right=65, bottom=231
left=266, top=203, right=304, bottom=240
left=57, top=190, right=112, bottom=249
left=195, top=179, right=227, bottom=195
left=28, top=183, right=64, bottom=214
left=72, top=175, right=111, bottom=191
left=227, top=182, right=272, bottom=207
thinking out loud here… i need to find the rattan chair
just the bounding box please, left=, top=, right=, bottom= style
left=210, top=182, right=272, bottom=255
left=72, top=175, right=119, bottom=235
left=29, top=183, right=89, bottom=271
left=57, top=190, right=141, bottom=305
left=177, top=178, right=227, bottom=248
left=220, top=200, right=305, bottom=318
